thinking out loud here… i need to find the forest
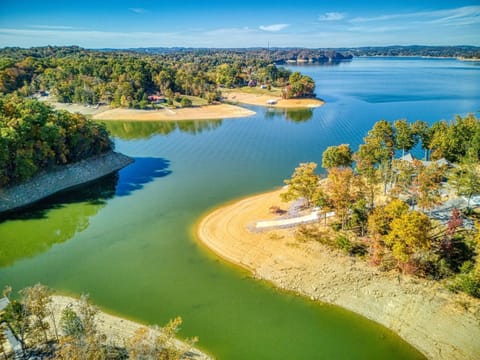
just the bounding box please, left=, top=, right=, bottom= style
left=0, top=94, right=112, bottom=187
left=281, top=114, right=480, bottom=297
left=0, top=46, right=316, bottom=109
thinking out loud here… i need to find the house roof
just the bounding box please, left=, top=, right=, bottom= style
left=0, top=297, right=9, bottom=311
left=398, top=153, right=451, bottom=167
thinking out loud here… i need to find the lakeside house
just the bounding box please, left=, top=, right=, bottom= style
left=398, top=153, right=451, bottom=168
left=147, top=95, right=166, bottom=104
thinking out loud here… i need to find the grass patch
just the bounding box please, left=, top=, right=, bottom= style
left=223, top=86, right=283, bottom=97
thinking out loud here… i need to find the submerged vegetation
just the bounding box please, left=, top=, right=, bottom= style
left=0, top=94, right=113, bottom=188
left=282, top=114, right=480, bottom=297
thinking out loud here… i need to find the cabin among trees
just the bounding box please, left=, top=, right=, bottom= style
left=282, top=115, right=480, bottom=297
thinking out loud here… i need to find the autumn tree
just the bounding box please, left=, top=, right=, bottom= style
left=390, top=158, right=418, bottom=201
left=429, top=114, right=480, bottom=162
left=354, top=143, right=381, bottom=208
left=356, top=120, right=395, bottom=195
left=281, top=162, right=322, bottom=207
left=412, top=163, right=446, bottom=212
left=367, top=199, right=409, bottom=237
left=448, top=152, right=480, bottom=208
left=385, top=210, right=432, bottom=268
left=394, top=119, right=416, bottom=157
left=283, top=72, right=315, bottom=98
left=20, top=284, right=53, bottom=349
left=325, top=167, right=363, bottom=229
left=55, top=295, right=106, bottom=360
left=128, top=317, right=197, bottom=360
left=321, top=144, right=353, bottom=169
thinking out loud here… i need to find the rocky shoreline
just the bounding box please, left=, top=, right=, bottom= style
left=0, top=151, right=133, bottom=213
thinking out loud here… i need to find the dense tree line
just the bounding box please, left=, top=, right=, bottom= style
left=115, top=45, right=480, bottom=61
left=0, top=94, right=113, bottom=187
left=282, top=114, right=480, bottom=297
left=345, top=45, right=480, bottom=59
left=0, top=284, right=196, bottom=359
left=0, top=46, right=316, bottom=109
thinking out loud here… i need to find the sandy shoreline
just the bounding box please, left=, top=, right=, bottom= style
left=50, top=295, right=212, bottom=359
left=197, top=188, right=480, bottom=360
left=92, top=104, right=255, bottom=121
left=50, top=95, right=321, bottom=122
left=222, top=91, right=325, bottom=108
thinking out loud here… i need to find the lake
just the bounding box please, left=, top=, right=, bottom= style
left=1, top=57, right=479, bottom=359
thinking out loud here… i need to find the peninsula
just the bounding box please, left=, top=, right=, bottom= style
left=197, top=189, right=480, bottom=360
left=197, top=116, right=480, bottom=360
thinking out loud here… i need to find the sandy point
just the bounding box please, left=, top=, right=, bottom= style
left=222, top=91, right=325, bottom=108
left=196, top=188, right=480, bottom=360
left=92, top=104, right=255, bottom=121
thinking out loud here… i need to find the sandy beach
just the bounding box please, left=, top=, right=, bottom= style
left=50, top=295, right=212, bottom=359
left=92, top=104, right=255, bottom=121
left=49, top=101, right=255, bottom=121
left=222, top=91, right=325, bottom=108
left=50, top=96, right=321, bottom=122
left=197, top=188, right=480, bottom=360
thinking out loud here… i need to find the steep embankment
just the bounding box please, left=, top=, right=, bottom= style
left=197, top=189, right=480, bottom=360
left=0, top=151, right=133, bottom=213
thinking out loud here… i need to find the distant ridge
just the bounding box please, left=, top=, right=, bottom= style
left=2, top=45, right=479, bottom=60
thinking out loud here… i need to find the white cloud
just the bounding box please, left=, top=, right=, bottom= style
left=259, top=24, right=289, bottom=32
left=318, top=12, right=345, bottom=21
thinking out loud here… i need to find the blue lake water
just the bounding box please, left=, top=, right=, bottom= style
left=1, top=57, right=479, bottom=359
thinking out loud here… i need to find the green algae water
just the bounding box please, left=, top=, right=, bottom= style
left=1, top=58, right=480, bottom=359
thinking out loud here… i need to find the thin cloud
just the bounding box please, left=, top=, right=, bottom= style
left=129, top=8, right=148, bottom=14
left=351, top=5, right=480, bottom=26
left=318, top=12, right=345, bottom=21
left=259, top=24, right=289, bottom=32
left=30, top=25, right=75, bottom=30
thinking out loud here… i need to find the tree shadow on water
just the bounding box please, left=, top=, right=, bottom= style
left=0, top=157, right=171, bottom=222
left=115, top=157, right=171, bottom=196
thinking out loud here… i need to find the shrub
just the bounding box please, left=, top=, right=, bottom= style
left=180, top=97, right=193, bottom=108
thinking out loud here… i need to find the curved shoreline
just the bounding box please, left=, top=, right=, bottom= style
left=0, top=151, right=133, bottom=213
left=197, top=188, right=480, bottom=360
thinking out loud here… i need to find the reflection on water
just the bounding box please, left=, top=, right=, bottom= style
left=116, top=157, right=171, bottom=196
left=0, top=179, right=112, bottom=267
left=265, top=107, right=313, bottom=122
left=104, top=119, right=223, bottom=139
left=0, top=157, right=171, bottom=267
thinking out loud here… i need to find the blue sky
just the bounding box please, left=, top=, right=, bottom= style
left=0, top=0, right=479, bottom=48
